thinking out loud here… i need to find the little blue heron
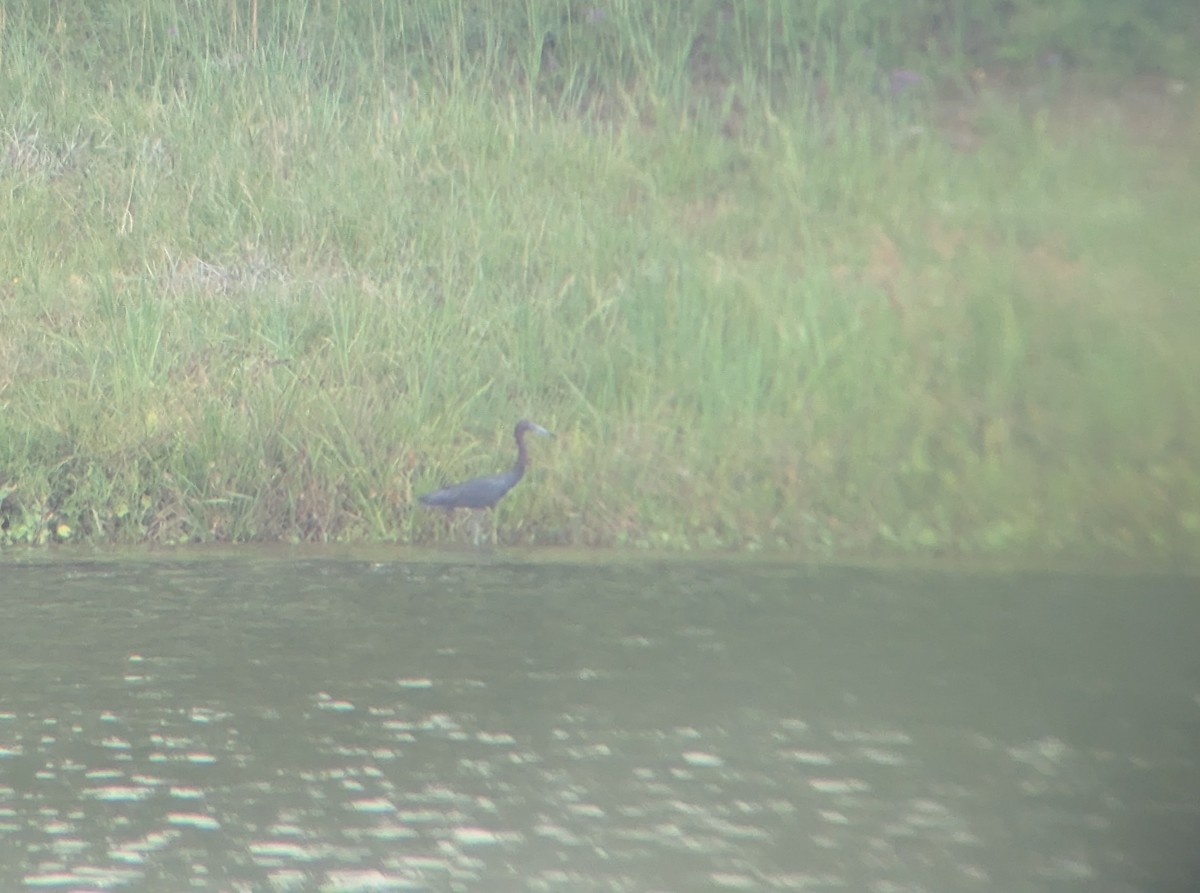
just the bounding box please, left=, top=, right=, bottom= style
left=419, top=419, right=553, bottom=542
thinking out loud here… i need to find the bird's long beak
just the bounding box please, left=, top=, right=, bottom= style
left=531, top=423, right=554, bottom=438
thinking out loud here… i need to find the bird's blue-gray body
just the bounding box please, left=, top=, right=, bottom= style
left=418, top=420, right=552, bottom=511
left=418, top=468, right=523, bottom=509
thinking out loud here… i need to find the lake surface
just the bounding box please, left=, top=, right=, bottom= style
left=0, top=554, right=1197, bottom=892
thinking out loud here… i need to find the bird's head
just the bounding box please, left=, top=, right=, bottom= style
left=516, top=420, right=554, bottom=439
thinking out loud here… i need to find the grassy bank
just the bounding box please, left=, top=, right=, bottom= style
left=1, top=2, right=1198, bottom=561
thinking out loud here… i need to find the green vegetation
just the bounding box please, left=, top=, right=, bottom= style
left=1, top=1, right=1197, bottom=561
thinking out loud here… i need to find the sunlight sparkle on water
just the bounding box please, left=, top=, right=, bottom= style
left=83, top=786, right=152, bottom=802
left=167, top=813, right=221, bottom=830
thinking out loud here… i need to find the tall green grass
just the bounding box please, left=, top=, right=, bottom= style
left=0, top=1, right=1196, bottom=561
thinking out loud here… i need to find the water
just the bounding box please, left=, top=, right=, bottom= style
left=0, top=555, right=1196, bottom=892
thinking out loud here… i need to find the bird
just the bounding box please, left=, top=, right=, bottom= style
left=419, top=420, right=553, bottom=542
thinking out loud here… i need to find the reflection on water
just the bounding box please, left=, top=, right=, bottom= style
left=0, top=557, right=1197, bottom=891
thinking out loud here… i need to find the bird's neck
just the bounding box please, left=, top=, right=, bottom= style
left=513, top=431, right=528, bottom=476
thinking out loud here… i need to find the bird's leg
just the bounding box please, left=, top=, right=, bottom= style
left=471, top=510, right=483, bottom=547
left=444, top=508, right=467, bottom=543
left=437, top=508, right=454, bottom=543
